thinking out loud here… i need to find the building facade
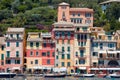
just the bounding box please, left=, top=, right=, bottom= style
left=53, top=2, right=93, bottom=73
left=91, top=27, right=120, bottom=74
left=0, top=37, right=5, bottom=72
left=5, top=28, right=25, bottom=73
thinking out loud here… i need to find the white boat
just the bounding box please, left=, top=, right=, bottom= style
left=82, top=74, right=95, bottom=77
left=44, top=73, right=66, bottom=78
left=108, top=73, right=120, bottom=78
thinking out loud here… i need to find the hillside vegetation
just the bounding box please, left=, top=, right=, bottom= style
left=0, top=0, right=120, bottom=34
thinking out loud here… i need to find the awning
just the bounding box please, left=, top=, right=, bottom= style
left=12, top=67, right=20, bottom=70
left=53, top=68, right=60, bottom=72
left=90, top=68, right=99, bottom=70
left=107, top=68, right=120, bottom=70
left=79, top=67, right=86, bottom=70
left=33, top=66, right=43, bottom=69
left=60, top=67, right=67, bottom=72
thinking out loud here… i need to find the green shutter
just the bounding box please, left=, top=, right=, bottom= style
left=62, top=54, right=64, bottom=59
left=56, top=55, right=58, bottom=59
left=61, top=62, right=64, bottom=67
left=1, top=54, right=4, bottom=60
left=67, top=62, right=70, bottom=67
left=67, top=54, right=70, bottom=59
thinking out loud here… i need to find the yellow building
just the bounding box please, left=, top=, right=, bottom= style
left=25, top=32, right=42, bottom=73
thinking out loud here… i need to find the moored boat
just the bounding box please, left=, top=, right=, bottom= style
left=73, top=73, right=95, bottom=77
left=0, top=73, right=16, bottom=78
left=44, top=73, right=66, bottom=78
left=108, top=73, right=120, bottom=78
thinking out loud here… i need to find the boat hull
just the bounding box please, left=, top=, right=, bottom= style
left=0, top=73, right=16, bottom=78
left=44, top=74, right=66, bottom=78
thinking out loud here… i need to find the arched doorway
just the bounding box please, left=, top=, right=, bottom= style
left=108, top=60, right=119, bottom=67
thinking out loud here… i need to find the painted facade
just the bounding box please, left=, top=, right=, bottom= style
left=26, top=32, right=55, bottom=72
left=5, top=28, right=25, bottom=72
left=0, top=37, right=5, bottom=71
left=53, top=2, right=93, bottom=73
left=91, top=27, right=120, bottom=74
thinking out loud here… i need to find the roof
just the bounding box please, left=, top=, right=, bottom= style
left=53, top=21, right=74, bottom=27
left=70, top=8, right=93, bottom=12
left=7, top=28, right=25, bottom=33
left=0, top=37, right=5, bottom=45
left=59, top=2, right=69, bottom=6
left=99, top=0, right=120, bottom=5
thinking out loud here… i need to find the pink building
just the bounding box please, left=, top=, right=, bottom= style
left=5, top=28, right=25, bottom=73
left=58, top=2, right=93, bottom=27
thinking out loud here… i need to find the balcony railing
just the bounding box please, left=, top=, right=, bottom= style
left=93, top=39, right=117, bottom=42
left=99, top=57, right=120, bottom=60
left=6, top=57, right=20, bottom=60
left=75, top=30, right=91, bottom=33
left=76, top=55, right=86, bottom=59
left=5, top=37, right=23, bottom=41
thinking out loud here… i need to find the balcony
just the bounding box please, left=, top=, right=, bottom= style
left=76, top=55, right=86, bottom=59
left=42, top=40, right=55, bottom=43
left=6, top=57, right=20, bottom=60
left=79, top=46, right=85, bottom=50
left=99, top=57, right=120, bottom=60
left=5, top=37, right=23, bottom=41
left=93, top=39, right=117, bottom=42
left=75, top=30, right=91, bottom=33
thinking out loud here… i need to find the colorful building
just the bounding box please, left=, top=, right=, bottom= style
left=26, top=32, right=55, bottom=73
left=26, top=32, right=42, bottom=73
left=53, top=21, right=74, bottom=73
left=53, top=2, right=93, bottom=73
left=5, top=28, right=25, bottom=73
left=0, top=37, right=5, bottom=71
left=90, top=27, right=120, bottom=74
left=41, top=32, right=55, bottom=71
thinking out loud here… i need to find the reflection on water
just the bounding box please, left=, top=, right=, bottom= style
left=2, top=77, right=120, bottom=80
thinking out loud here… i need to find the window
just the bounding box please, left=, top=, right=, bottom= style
left=72, top=13, right=75, bottom=16
left=79, top=60, right=85, bottom=64
left=80, top=50, right=84, bottom=57
left=76, top=52, right=78, bottom=56
left=56, top=55, right=58, bottom=59
left=99, top=54, right=103, bottom=58
left=6, top=60, right=11, bottom=64
left=56, top=64, right=58, bottom=67
left=62, top=47, right=64, bottom=52
left=1, top=45, right=4, bottom=50
left=16, top=51, right=19, bottom=57
left=85, top=20, right=91, bottom=24
left=30, top=42, right=33, bottom=47
left=47, top=59, right=50, bottom=64
left=85, top=13, right=91, bottom=17
left=16, top=42, right=19, bottom=47
left=30, top=51, right=33, bottom=56
left=67, top=54, right=70, bottom=59
left=68, top=40, right=70, bottom=44
left=57, top=40, right=59, bottom=44
left=35, top=60, right=38, bottom=64
left=1, top=54, right=4, bottom=60
left=98, top=60, right=104, bottom=65
left=7, top=42, right=10, bottom=47
left=108, top=43, right=114, bottom=48
left=36, top=51, right=39, bottom=56
left=77, top=27, right=79, bottom=31
left=1, top=62, right=4, bottom=65
left=47, top=51, right=50, bottom=57
left=61, top=62, right=64, bottom=67
left=93, top=43, right=98, bottom=47
left=10, top=34, right=13, bottom=38
left=67, top=46, right=70, bottom=52
left=62, top=40, right=64, bottom=44
left=61, top=6, right=66, bottom=9
left=82, top=27, right=88, bottom=31
left=42, top=52, right=46, bottom=56
left=43, top=43, right=46, bottom=47
left=15, top=60, right=20, bottom=64
left=78, top=13, right=80, bottom=16
left=108, top=36, right=112, bottom=40
left=67, top=62, right=70, bottom=67
left=36, top=42, right=39, bottom=47
left=92, top=52, right=98, bottom=56
left=52, top=52, right=55, bottom=57
left=62, top=54, right=65, bottom=59
left=31, top=61, right=33, bottom=64
left=6, top=51, right=10, bottom=57
left=16, top=34, right=19, bottom=39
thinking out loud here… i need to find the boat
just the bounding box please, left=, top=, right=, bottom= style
left=97, top=73, right=106, bottom=78
left=44, top=73, right=66, bottom=78
left=108, top=73, right=120, bottom=78
left=0, top=73, right=16, bottom=78
left=82, top=74, right=95, bottom=77
left=73, top=73, right=95, bottom=77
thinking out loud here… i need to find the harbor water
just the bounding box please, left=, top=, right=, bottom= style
left=1, top=77, right=120, bottom=80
